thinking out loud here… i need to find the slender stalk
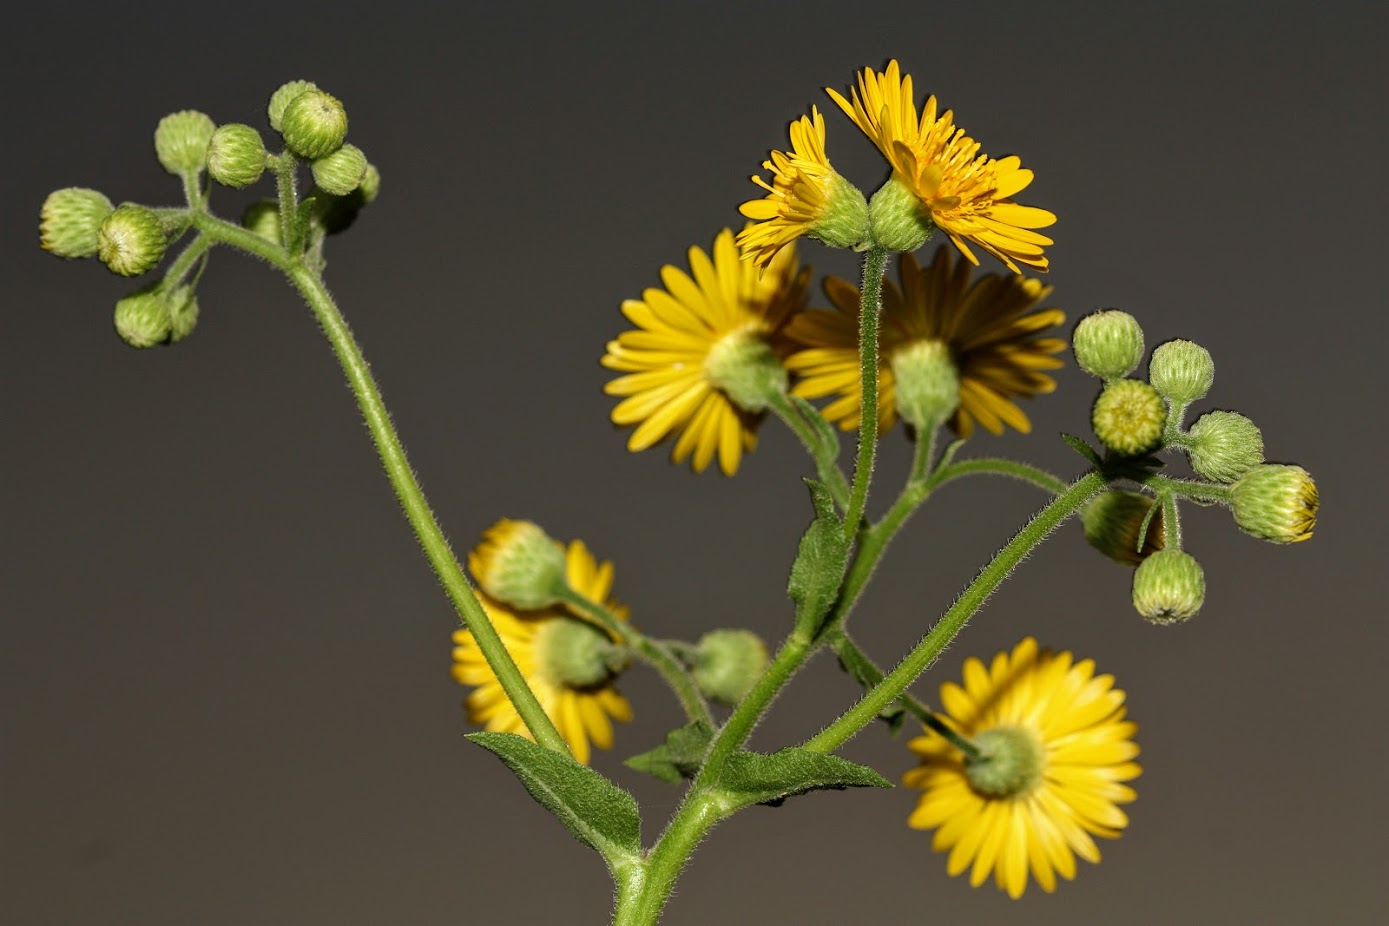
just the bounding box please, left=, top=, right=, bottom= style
left=842, top=247, right=889, bottom=537
left=194, top=212, right=568, bottom=756
left=803, top=470, right=1107, bottom=754
left=825, top=629, right=979, bottom=758
left=559, top=588, right=714, bottom=729
left=766, top=390, right=850, bottom=508
left=1160, top=491, right=1183, bottom=549
left=1147, top=473, right=1233, bottom=505
left=272, top=152, right=300, bottom=251
left=928, top=457, right=1069, bottom=495
left=161, top=235, right=212, bottom=289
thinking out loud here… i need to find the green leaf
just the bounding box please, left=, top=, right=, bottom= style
left=718, top=747, right=892, bottom=808
left=791, top=395, right=840, bottom=460
left=624, top=721, right=713, bottom=784
left=467, top=732, right=641, bottom=862
left=1060, top=432, right=1102, bottom=466
left=787, top=479, right=849, bottom=635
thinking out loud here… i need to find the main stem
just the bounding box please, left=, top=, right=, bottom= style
left=803, top=469, right=1107, bottom=753
left=193, top=213, right=568, bottom=755
left=842, top=248, right=889, bottom=537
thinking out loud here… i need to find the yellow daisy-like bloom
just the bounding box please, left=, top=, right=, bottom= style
left=451, top=539, right=633, bottom=765
left=828, top=60, right=1056, bottom=273
left=903, top=637, right=1141, bottom=898
left=602, top=228, right=810, bottom=475
left=737, top=107, right=866, bottom=266
left=785, top=245, right=1066, bottom=437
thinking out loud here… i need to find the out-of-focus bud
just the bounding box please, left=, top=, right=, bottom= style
left=1148, top=339, right=1214, bottom=406
left=890, top=339, right=960, bottom=431
left=279, top=90, right=347, bottom=159
left=166, top=285, right=200, bottom=343
left=1231, top=464, right=1318, bottom=543
left=1091, top=379, right=1166, bottom=456
left=1186, top=411, right=1263, bottom=483
left=1081, top=490, right=1165, bottom=566
left=113, top=289, right=172, bottom=348
left=267, top=79, right=318, bottom=132
left=691, top=629, right=768, bottom=704
left=1073, top=310, right=1144, bottom=380
left=154, top=110, right=215, bottom=175
left=357, top=163, right=381, bottom=204
left=703, top=329, right=787, bottom=413
left=207, top=124, right=267, bottom=188
left=40, top=187, right=114, bottom=258
left=311, top=143, right=368, bottom=196
left=97, top=205, right=167, bottom=276
left=535, top=617, right=624, bottom=689
left=867, top=175, right=935, bottom=253
left=468, top=519, right=568, bottom=610
left=1132, top=549, right=1205, bottom=625
left=241, top=200, right=282, bottom=244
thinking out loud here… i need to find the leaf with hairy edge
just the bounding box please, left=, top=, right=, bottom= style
left=787, top=479, right=849, bottom=636
left=624, top=721, right=713, bottom=784
left=718, top=747, right=891, bottom=808
left=467, top=732, right=640, bottom=862
left=1061, top=432, right=1103, bottom=466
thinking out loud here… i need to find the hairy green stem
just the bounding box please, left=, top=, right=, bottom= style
left=194, top=212, right=568, bottom=756
left=559, top=588, right=714, bottom=729
left=767, top=390, right=850, bottom=508
left=929, top=456, right=1069, bottom=495
left=842, top=248, right=889, bottom=537
left=161, top=235, right=212, bottom=289
left=1147, top=473, right=1233, bottom=505
left=803, top=469, right=1107, bottom=753
left=272, top=152, right=300, bottom=251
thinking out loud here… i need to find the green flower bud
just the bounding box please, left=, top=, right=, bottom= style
left=691, top=629, right=768, bottom=704
left=280, top=90, right=348, bottom=159
left=311, top=143, right=367, bottom=196
left=867, top=175, right=935, bottom=252
left=889, top=339, right=960, bottom=431
left=1092, top=379, right=1167, bottom=456
left=535, top=617, right=623, bottom=689
left=1149, top=339, right=1214, bottom=405
left=1231, top=464, right=1318, bottom=543
left=1186, top=411, right=1263, bottom=483
left=40, top=187, right=114, bottom=258
left=468, top=519, right=568, bottom=610
left=166, top=285, right=200, bottom=343
left=806, top=172, right=869, bottom=250
left=358, top=163, right=381, bottom=204
left=1132, top=549, right=1205, bottom=624
left=964, top=726, right=1043, bottom=798
left=1073, top=310, right=1144, bottom=380
left=267, top=79, right=318, bottom=132
left=703, top=329, right=786, bottom=413
left=207, top=124, right=267, bottom=188
left=113, top=288, right=172, bottom=348
left=1081, top=490, right=1165, bottom=566
left=154, top=110, right=215, bottom=175
left=241, top=200, right=282, bottom=244
left=97, top=205, right=166, bottom=276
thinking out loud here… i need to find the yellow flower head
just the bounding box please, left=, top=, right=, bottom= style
left=828, top=60, right=1056, bottom=273
left=904, top=637, right=1141, bottom=898
left=452, top=538, right=633, bottom=765
left=785, top=245, right=1065, bottom=437
left=737, top=107, right=868, bottom=266
left=602, top=229, right=810, bottom=475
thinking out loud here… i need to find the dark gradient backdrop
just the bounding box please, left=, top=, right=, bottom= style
left=4, top=2, right=1386, bottom=924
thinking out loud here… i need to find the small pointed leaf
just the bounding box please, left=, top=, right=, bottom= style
left=788, top=479, right=849, bottom=635
left=624, top=721, right=713, bottom=784
left=1061, top=432, right=1102, bottom=465
left=718, top=746, right=891, bottom=809
left=467, top=732, right=641, bottom=862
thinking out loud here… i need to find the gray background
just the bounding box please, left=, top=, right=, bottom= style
left=4, top=2, right=1386, bottom=923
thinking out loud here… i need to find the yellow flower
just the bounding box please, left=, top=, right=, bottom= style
left=602, top=229, right=810, bottom=475
left=451, top=539, right=633, bottom=765
left=785, top=245, right=1065, bottom=437
left=828, top=60, right=1056, bottom=273
left=737, top=107, right=868, bottom=266
left=903, top=637, right=1140, bottom=898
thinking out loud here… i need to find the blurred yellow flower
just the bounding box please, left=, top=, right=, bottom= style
left=785, top=245, right=1065, bottom=437
left=602, top=229, right=810, bottom=475
left=904, top=638, right=1140, bottom=898
left=452, top=539, right=632, bottom=765
left=829, top=60, right=1056, bottom=273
